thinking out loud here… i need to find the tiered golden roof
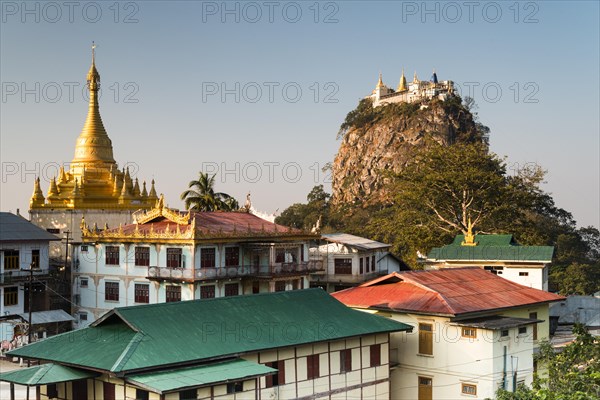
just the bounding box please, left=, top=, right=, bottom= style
left=30, top=44, right=157, bottom=210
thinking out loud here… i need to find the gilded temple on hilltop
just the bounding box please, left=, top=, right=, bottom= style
left=29, top=45, right=158, bottom=256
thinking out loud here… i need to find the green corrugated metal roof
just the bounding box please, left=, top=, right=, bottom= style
left=0, top=363, right=98, bottom=385
left=8, top=321, right=139, bottom=371
left=428, top=235, right=554, bottom=262
left=9, top=289, right=412, bottom=374
left=127, top=359, right=276, bottom=394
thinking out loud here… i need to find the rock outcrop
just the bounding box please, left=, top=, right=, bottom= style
left=332, top=97, right=481, bottom=205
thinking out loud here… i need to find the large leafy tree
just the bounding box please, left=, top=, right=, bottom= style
left=180, top=172, right=239, bottom=211
left=495, top=324, right=600, bottom=400
left=275, top=185, right=331, bottom=231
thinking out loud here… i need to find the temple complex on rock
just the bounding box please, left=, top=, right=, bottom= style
left=368, top=69, right=455, bottom=107
left=28, top=45, right=158, bottom=257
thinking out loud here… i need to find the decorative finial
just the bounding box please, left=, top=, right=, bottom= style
left=92, top=41, right=96, bottom=64
left=461, top=217, right=477, bottom=246
left=244, top=192, right=251, bottom=211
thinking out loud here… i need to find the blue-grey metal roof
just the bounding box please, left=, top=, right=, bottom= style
left=0, top=212, right=60, bottom=242
left=322, top=233, right=390, bottom=250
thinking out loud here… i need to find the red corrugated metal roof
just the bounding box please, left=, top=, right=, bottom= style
left=107, top=211, right=307, bottom=238
left=332, top=268, right=564, bottom=316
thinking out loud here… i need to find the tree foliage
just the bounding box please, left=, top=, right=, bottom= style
left=180, top=172, right=239, bottom=211
left=495, top=324, right=600, bottom=400
left=275, top=185, right=331, bottom=231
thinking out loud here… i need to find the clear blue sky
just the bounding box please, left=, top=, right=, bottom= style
left=1, top=1, right=598, bottom=228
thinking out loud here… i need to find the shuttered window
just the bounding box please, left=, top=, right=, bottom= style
left=307, top=354, right=320, bottom=379
left=370, top=344, right=381, bottom=367
left=340, top=349, right=352, bottom=372
left=265, top=360, right=285, bottom=387
left=419, top=323, right=433, bottom=355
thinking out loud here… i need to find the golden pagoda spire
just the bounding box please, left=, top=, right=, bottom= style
left=47, top=177, right=59, bottom=199
left=413, top=71, right=419, bottom=83
left=376, top=72, right=384, bottom=89
left=141, top=181, right=148, bottom=197
left=148, top=179, right=158, bottom=200
left=397, top=68, right=407, bottom=92
left=30, top=177, right=45, bottom=207
left=58, top=166, right=67, bottom=184
left=71, top=42, right=116, bottom=169
left=132, top=178, right=141, bottom=197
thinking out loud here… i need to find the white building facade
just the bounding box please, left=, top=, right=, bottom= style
left=309, top=233, right=402, bottom=292
left=73, top=202, right=321, bottom=327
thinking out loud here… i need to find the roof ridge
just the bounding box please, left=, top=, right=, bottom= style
left=400, top=279, right=457, bottom=315
left=110, top=332, right=146, bottom=373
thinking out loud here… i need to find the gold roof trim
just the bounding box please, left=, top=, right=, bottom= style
left=134, top=195, right=191, bottom=225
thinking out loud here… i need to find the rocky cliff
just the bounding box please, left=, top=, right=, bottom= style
left=332, top=96, right=482, bottom=205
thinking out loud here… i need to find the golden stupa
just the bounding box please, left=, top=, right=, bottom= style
left=30, top=44, right=157, bottom=210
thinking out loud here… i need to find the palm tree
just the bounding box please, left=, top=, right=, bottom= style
left=180, top=172, right=239, bottom=211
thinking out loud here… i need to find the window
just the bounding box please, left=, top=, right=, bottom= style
left=135, top=284, right=150, bottom=303
left=265, top=360, right=285, bottom=387
left=105, top=246, right=119, bottom=265
left=72, top=380, right=88, bottom=399
left=518, top=326, right=527, bottom=335
left=519, top=272, right=529, bottom=276
left=461, top=383, right=477, bottom=396
left=135, top=389, right=149, bottom=400
left=166, top=248, right=182, bottom=268
left=419, top=323, right=433, bottom=355
left=201, top=248, right=216, bottom=268
left=103, top=382, right=115, bottom=400
left=501, top=329, right=509, bottom=337
left=365, top=256, right=370, bottom=272
left=359, top=258, right=363, bottom=274
left=226, top=382, right=243, bottom=394
left=46, top=384, right=58, bottom=398
left=334, top=258, right=352, bottom=275
left=372, top=255, right=376, bottom=272
left=275, top=281, right=286, bottom=292
left=79, top=312, right=88, bottom=321
left=80, top=278, right=88, bottom=288
left=81, top=245, right=88, bottom=252
left=307, top=354, right=320, bottom=379
left=105, top=282, right=119, bottom=301
left=166, top=285, right=181, bottom=302
left=46, top=228, right=60, bottom=234
left=31, top=249, right=40, bottom=268
left=225, top=247, right=239, bottom=267
left=179, top=389, right=197, bottom=400
left=135, top=247, right=150, bottom=266
left=3, top=250, right=19, bottom=270
left=484, top=266, right=504, bottom=275
left=418, top=376, right=433, bottom=400
left=529, top=312, right=538, bottom=340
left=462, top=327, right=477, bottom=339
left=224, top=283, right=239, bottom=297
left=200, top=285, right=216, bottom=299
left=3, top=287, right=18, bottom=306
left=370, top=344, right=381, bottom=367
left=340, top=349, right=352, bottom=373
left=275, top=248, right=286, bottom=263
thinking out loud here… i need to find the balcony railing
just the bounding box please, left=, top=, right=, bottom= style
left=147, top=260, right=324, bottom=282
left=0, top=270, right=49, bottom=285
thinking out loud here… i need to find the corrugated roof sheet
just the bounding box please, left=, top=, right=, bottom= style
left=0, top=363, right=98, bottom=385
left=106, top=211, right=312, bottom=240
left=0, top=212, right=60, bottom=242
left=427, top=234, right=554, bottom=262
left=18, top=310, right=74, bottom=325
left=9, top=289, right=411, bottom=373
left=322, top=233, right=391, bottom=250
left=127, top=359, right=276, bottom=393
left=332, top=268, right=564, bottom=317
